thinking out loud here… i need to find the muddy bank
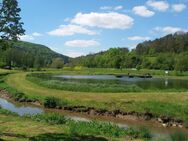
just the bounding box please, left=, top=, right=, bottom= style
left=0, top=89, right=42, bottom=106
left=60, top=105, right=185, bottom=128
left=0, top=89, right=186, bottom=129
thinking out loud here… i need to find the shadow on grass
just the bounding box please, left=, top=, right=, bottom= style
left=29, top=133, right=108, bottom=141
left=2, top=132, right=27, bottom=138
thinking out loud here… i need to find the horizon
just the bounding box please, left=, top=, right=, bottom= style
left=18, top=0, right=188, bottom=57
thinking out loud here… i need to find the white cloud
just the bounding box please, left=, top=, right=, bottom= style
left=132, top=6, right=155, bottom=17
left=100, top=6, right=112, bottom=10
left=146, top=0, right=169, bottom=12
left=100, top=5, right=123, bottom=11
left=65, top=51, right=85, bottom=58
left=48, top=25, right=96, bottom=36
left=114, top=6, right=123, bottom=11
left=71, top=12, right=134, bottom=29
left=19, top=35, right=34, bottom=41
left=32, top=32, right=43, bottom=37
left=65, top=40, right=100, bottom=47
left=154, top=26, right=187, bottom=34
left=128, top=36, right=150, bottom=41
left=172, top=4, right=186, bottom=12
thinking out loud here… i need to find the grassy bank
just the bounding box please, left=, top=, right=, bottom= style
left=0, top=107, right=153, bottom=141
left=26, top=73, right=188, bottom=93
left=2, top=71, right=188, bottom=123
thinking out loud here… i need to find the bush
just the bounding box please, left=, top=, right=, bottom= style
left=44, top=97, right=59, bottom=108
left=171, top=132, right=188, bottom=141
left=30, top=113, right=67, bottom=124
left=12, top=93, right=27, bottom=101
left=126, top=127, right=151, bottom=139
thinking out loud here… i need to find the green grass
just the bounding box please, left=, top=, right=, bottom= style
left=0, top=108, right=152, bottom=141
left=170, top=132, right=188, bottom=141
left=2, top=71, right=188, bottom=123
left=26, top=73, right=188, bottom=93
left=27, top=73, right=143, bottom=93
left=47, top=67, right=188, bottom=77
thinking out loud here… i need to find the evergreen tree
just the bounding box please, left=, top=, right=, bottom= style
left=0, top=0, right=25, bottom=68
left=0, top=0, right=25, bottom=41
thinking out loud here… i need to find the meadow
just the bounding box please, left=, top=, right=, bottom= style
left=1, top=68, right=188, bottom=122
left=1, top=68, right=188, bottom=141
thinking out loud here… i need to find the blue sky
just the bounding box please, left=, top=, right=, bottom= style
left=17, top=0, right=188, bottom=57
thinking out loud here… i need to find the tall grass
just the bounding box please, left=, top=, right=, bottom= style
left=29, top=112, right=152, bottom=139
left=170, top=132, right=188, bottom=141
left=26, top=74, right=145, bottom=93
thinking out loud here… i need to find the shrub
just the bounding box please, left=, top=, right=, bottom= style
left=126, top=127, right=151, bottom=139
left=44, top=97, right=59, bottom=108
left=12, top=92, right=28, bottom=102
left=30, top=113, right=67, bottom=124
left=171, top=132, right=188, bottom=141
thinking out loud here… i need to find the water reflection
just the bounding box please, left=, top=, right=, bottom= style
left=0, top=98, right=43, bottom=116
left=54, top=75, right=188, bottom=90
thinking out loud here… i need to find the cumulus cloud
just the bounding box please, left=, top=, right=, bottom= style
left=154, top=26, right=187, bottom=34
left=172, top=4, right=186, bottom=12
left=128, top=36, right=150, bottom=41
left=100, top=5, right=123, bottom=11
left=19, top=35, right=34, bottom=41
left=71, top=12, right=134, bottom=29
left=132, top=6, right=155, bottom=17
left=32, top=32, right=43, bottom=37
left=65, top=40, right=100, bottom=47
left=146, top=0, right=169, bottom=12
left=48, top=25, right=96, bottom=36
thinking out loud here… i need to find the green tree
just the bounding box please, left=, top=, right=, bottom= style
left=175, top=54, right=188, bottom=72
left=51, top=58, right=64, bottom=69
left=0, top=0, right=25, bottom=41
left=0, top=0, right=25, bottom=68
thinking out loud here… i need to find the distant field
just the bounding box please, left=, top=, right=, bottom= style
left=46, top=67, right=188, bottom=77
left=2, top=68, right=188, bottom=123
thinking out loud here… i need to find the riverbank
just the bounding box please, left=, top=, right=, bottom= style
left=1, top=69, right=188, bottom=140
left=1, top=71, right=188, bottom=126
left=1, top=91, right=188, bottom=141
left=0, top=96, right=153, bottom=141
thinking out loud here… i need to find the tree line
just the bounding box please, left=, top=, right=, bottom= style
left=70, top=33, right=188, bottom=71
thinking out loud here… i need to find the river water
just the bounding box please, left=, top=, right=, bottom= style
left=0, top=97, right=188, bottom=140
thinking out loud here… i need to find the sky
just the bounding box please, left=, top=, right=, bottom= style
left=17, top=0, right=188, bottom=57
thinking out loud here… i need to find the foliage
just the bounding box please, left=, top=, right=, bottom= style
left=0, top=0, right=25, bottom=41
left=170, top=132, right=188, bottom=141
left=0, top=41, right=69, bottom=69
left=27, top=74, right=144, bottom=93
left=44, top=96, right=60, bottom=108
left=175, top=53, right=188, bottom=71
left=29, top=112, right=151, bottom=139
left=51, top=58, right=64, bottom=69
left=70, top=33, right=188, bottom=71
left=30, top=113, right=67, bottom=124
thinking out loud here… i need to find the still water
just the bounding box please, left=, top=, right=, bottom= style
left=55, top=75, right=188, bottom=90
left=0, top=98, right=42, bottom=116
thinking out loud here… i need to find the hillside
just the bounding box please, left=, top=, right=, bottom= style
left=14, top=41, right=69, bottom=63
left=136, top=32, right=188, bottom=55
left=0, top=41, right=69, bottom=68
left=70, top=33, right=188, bottom=71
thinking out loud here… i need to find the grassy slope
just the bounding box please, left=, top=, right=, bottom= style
left=5, top=71, right=188, bottom=122
left=1, top=112, right=126, bottom=141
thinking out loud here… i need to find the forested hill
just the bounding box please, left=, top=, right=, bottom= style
left=14, top=41, right=69, bottom=63
left=0, top=41, right=69, bottom=68
left=70, top=33, right=188, bottom=71
left=136, top=32, right=188, bottom=55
